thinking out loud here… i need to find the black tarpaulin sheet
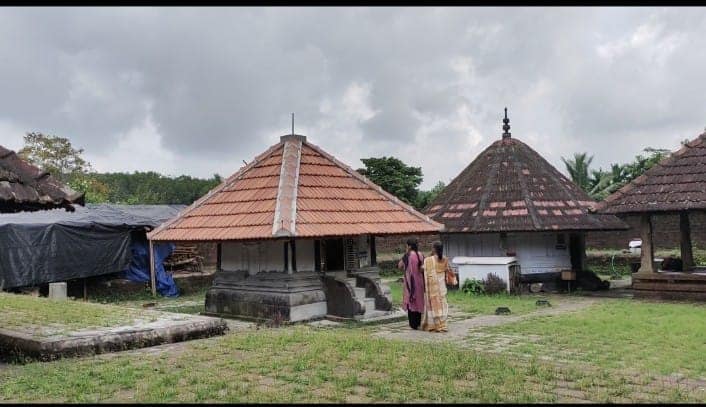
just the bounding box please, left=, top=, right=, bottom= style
left=0, top=204, right=184, bottom=289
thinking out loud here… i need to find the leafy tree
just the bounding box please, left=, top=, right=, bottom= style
left=18, top=132, right=91, bottom=183
left=415, top=181, right=446, bottom=211
left=357, top=156, right=423, bottom=206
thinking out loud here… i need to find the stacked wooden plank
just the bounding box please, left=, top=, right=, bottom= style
left=164, top=244, right=204, bottom=273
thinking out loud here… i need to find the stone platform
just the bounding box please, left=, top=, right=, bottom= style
left=0, top=312, right=228, bottom=361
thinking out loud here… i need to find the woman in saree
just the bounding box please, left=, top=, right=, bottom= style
left=397, top=238, right=425, bottom=330
left=421, top=241, right=450, bottom=333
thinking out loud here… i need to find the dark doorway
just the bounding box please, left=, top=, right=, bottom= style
left=323, top=238, right=345, bottom=271
left=569, top=233, right=583, bottom=271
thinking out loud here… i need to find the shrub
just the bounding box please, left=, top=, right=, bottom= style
left=461, top=278, right=485, bottom=296
left=482, top=273, right=507, bottom=295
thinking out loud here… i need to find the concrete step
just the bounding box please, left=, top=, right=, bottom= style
left=363, top=298, right=376, bottom=315
left=354, top=287, right=366, bottom=299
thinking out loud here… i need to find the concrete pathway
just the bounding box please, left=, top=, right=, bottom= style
left=371, top=296, right=599, bottom=343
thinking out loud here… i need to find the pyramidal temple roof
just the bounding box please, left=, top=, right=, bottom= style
left=598, top=131, right=706, bottom=214
left=149, top=134, right=443, bottom=242
left=0, top=145, right=84, bottom=213
left=424, top=110, right=627, bottom=233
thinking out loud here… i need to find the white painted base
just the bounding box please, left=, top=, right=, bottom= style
left=289, top=301, right=328, bottom=322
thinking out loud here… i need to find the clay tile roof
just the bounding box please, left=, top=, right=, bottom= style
left=0, top=145, right=84, bottom=213
left=148, top=135, right=443, bottom=242
left=425, top=133, right=627, bottom=233
left=597, top=132, right=706, bottom=214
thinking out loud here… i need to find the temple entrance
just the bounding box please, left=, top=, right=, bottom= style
left=323, top=238, right=345, bottom=271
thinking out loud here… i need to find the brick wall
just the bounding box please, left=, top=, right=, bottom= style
left=586, top=211, right=706, bottom=250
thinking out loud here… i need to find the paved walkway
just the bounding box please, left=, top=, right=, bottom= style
left=371, top=296, right=599, bottom=343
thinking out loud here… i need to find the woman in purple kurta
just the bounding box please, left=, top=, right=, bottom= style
left=398, top=238, right=425, bottom=330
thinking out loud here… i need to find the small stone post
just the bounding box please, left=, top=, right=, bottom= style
left=48, top=282, right=67, bottom=300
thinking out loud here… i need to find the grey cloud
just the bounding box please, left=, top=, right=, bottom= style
left=0, top=7, right=705, bottom=188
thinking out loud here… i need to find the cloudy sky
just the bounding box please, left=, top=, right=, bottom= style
left=1, top=7, right=705, bottom=189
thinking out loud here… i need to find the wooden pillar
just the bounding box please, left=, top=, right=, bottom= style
left=680, top=211, right=694, bottom=271
left=370, top=235, right=377, bottom=267
left=216, top=243, right=222, bottom=272
left=283, top=241, right=289, bottom=273
left=149, top=240, right=157, bottom=297
left=639, top=214, right=655, bottom=274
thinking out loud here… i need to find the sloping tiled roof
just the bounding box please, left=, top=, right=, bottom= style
left=598, top=132, right=706, bottom=214
left=424, top=135, right=628, bottom=233
left=148, top=135, right=443, bottom=242
left=0, top=145, right=84, bottom=213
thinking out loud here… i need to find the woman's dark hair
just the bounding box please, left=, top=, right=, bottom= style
left=406, top=238, right=422, bottom=268
left=432, top=241, right=444, bottom=260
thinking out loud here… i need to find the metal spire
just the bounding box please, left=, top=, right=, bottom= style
left=502, top=107, right=511, bottom=139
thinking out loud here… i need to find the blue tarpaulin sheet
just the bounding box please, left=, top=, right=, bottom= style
left=123, top=237, right=179, bottom=297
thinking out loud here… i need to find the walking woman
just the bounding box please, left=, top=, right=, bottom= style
left=421, top=241, right=451, bottom=333
left=398, top=238, right=425, bottom=330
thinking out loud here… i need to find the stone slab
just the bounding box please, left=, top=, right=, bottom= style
left=0, top=314, right=228, bottom=361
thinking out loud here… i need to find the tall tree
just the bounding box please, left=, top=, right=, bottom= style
left=561, top=152, right=594, bottom=193
left=18, top=132, right=92, bottom=183
left=357, top=156, right=423, bottom=206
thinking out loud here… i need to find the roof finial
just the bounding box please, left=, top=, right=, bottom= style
left=291, top=113, right=294, bottom=136
left=502, top=107, right=511, bottom=139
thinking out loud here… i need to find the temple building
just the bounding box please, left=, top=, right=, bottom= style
left=598, top=130, right=706, bottom=299
left=148, top=134, right=442, bottom=322
left=424, top=110, right=627, bottom=287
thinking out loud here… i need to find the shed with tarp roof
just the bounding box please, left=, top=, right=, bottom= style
left=597, top=131, right=706, bottom=299
left=149, top=134, right=442, bottom=322
left=0, top=145, right=84, bottom=213
left=424, top=110, right=628, bottom=287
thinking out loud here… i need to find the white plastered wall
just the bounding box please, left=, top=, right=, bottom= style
left=444, top=232, right=572, bottom=275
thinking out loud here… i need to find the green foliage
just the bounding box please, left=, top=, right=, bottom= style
left=357, top=156, right=423, bottom=206
left=414, top=180, right=446, bottom=211
left=87, top=172, right=222, bottom=205
left=561, top=152, right=594, bottom=193
left=563, top=147, right=670, bottom=200
left=18, top=132, right=91, bottom=183
left=461, top=278, right=485, bottom=295
left=357, top=156, right=446, bottom=210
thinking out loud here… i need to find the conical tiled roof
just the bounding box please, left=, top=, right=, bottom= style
left=425, top=125, right=627, bottom=233
left=0, top=145, right=84, bottom=213
left=148, top=135, right=443, bottom=242
left=598, top=132, right=706, bottom=214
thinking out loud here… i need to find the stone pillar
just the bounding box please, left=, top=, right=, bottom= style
left=680, top=211, right=694, bottom=272
left=639, top=213, right=655, bottom=273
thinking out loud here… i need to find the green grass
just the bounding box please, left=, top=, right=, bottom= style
left=0, top=326, right=560, bottom=403
left=0, top=293, right=142, bottom=336
left=388, top=281, right=540, bottom=316
left=87, top=284, right=211, bottom=315
left=482, top=299, right=706, bottom=378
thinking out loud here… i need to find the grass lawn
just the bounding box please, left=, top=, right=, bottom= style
left=87, top=284, right=211, bottom=315
left=388, top=281, right=541, bottom=316
left=0, top=293, right=143, bottom=336
left=0, top=326, right=564, bottom=403
left=477, top=299, right=706, bottom=379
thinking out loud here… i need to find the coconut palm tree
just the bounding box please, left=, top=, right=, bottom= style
left=561, top=152, right=594, bottom=193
